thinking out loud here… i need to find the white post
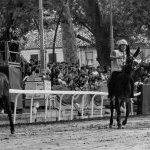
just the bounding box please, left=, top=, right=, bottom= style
left=71, top=95, right=75, bottom=120
left=58, top=95, right=63, bottom=121
left=30, top=95, right=34, bottom=123
left=39, top=0, right=45, bottom=73
left=45, top=96, right=49, bottom=121
left=110, top=0, right=114, bottom=72
left=130, top=98, right=134, bottom=115
left=13, top=94, right=21, bottom=124
left=100, top=96, right=104, bottom=117
left=91, top=95, right=97, bottom=118
left=81, top=95, right=86, bottom=119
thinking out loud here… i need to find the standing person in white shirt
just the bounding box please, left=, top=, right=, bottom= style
left=108, top=39, right=134, bottom=98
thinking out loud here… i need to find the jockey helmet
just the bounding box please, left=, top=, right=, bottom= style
left=117, top=39, right=128, bottom=46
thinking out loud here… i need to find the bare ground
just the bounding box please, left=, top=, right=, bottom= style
left=1, top=115, right=150, bottom=150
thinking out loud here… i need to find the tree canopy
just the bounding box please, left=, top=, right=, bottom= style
left=0, top=0, right=150, bottom=65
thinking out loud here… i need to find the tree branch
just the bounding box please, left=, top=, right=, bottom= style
left=76, top=34, right=95, bottom=46
left=33, top=18, right=40, bottom=32
left=73, top=14, right=94, bottom=34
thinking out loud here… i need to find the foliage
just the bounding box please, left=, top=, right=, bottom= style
left=0, top=0, right=150, bottom=43
left=1, top=0, right=150, bottom=65
left=70, top=0, right=150, bottom=46
left=0, top=0, right=37, bottom=40
left=0, top=0, right=60, bottom=40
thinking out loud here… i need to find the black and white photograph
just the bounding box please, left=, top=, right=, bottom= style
left=0, top=0, right=150, bottom=149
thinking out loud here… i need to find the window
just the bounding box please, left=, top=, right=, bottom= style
left=86, top=52, right=93, bottom=66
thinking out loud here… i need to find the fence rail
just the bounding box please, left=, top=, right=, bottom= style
left=9, top=89, right=141, bottom=124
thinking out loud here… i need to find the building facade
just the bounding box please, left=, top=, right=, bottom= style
left=21, top=46, right=99, bottom=67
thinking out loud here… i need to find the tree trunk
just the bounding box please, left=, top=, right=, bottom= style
left=0, top=0, right=15, bottom=41
left=52, top=7, right=64, bottom=63
left=60, top=0, right=78, bottom=64
left=0, top=13, right=14, bottom=41
left=86, top=0, right=111, bottom=67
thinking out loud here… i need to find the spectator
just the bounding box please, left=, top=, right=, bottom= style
left=23, top=58, right=112, bottom=92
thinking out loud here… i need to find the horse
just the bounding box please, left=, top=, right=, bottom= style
left=108, top=45, right=140, bottom=129
left=0, top=72, right=15, bottom=134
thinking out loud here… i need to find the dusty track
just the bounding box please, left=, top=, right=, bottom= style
left=0, top=115, right=150, bottom=150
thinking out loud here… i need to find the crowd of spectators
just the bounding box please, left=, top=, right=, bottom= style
left=23, top=59, right=111, bottom=91
left=23, top=58, right=150, bottom=92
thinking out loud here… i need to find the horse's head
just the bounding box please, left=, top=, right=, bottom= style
left=123, top=45, right=140, bottom=74
left=125, top=45, right=144, bottom=81
left=125, top=45, right=140, bottom=66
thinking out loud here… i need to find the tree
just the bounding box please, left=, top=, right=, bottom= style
left=0, top=0, right=39, bottom=41
left=70, top=0, right=110, bottom=66
left=60, top=0, right=78, bottom=64
left=0, top=0, right=56, bottom=41
left=70, top=0, right=150, bottom=66
left=1, top=0, right=150, bottom=66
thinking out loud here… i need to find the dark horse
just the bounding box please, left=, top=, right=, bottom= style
left=0, top=73, right=15, bottom=134
left=108, top=45, right=140, bottom=129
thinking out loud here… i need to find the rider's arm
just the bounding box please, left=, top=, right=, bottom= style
left=110, top=51, right=122, bottom=61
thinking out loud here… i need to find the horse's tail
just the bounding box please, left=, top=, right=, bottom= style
left=0, top=73, right=9, bottom=97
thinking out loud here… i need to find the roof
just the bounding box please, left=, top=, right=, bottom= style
left=22, top=29, right=62, bottom=50
left=21, top=27, right=93, bottom=50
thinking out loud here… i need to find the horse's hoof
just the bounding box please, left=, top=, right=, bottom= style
left=117, top=125, right=122, bottom=129
left=11, top=130, right=15, bottom=134
left=78, top=112, right=81, bottom=116
left=121, top=125, right=126, bottom=129
left=122, top=120, right=126, bottom=125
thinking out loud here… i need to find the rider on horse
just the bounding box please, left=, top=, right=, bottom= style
left=108, top=39, right=134, bottom=98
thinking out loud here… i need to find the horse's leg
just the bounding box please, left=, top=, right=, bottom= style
left=130, top=78, right=134, bottom=98
left=4, top=96, right=15, bottom=134
left=109, top=97, right=114, bottom=128
left=115, top=97, right=121, bottom=129
left=122, top=98, right=130, bottom=126
left=0, top=100, right=3, bottom=113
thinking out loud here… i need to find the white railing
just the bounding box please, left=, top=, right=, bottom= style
left=9, top=89, right=141, bottom=124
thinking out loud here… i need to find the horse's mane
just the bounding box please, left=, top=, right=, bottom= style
left=0, top=73, right=9, bottom=98
left=122, top=45, right=141, bottom=75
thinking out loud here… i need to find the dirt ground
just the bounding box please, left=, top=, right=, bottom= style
left=1, top=115, right=150, bottom=150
